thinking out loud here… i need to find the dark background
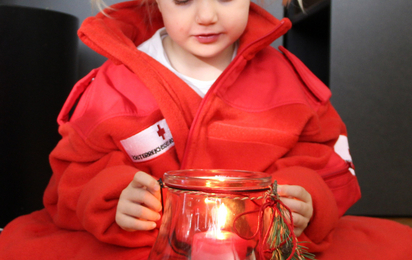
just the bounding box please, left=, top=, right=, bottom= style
left=284, top=0, right=412, bottom=216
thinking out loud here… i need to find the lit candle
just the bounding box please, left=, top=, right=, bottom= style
left=190, top=203, right=250, bottom=260
left=191, top=230, right=249, bottom=260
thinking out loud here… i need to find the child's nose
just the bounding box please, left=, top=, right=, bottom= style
left=195, top=0, right=218, bottom=25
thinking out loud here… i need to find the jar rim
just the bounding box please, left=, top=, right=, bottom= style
left=164, top=169, right=272, bottom=192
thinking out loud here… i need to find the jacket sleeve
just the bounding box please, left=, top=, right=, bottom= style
left=273, top=101, right=361, bottom=253
left=44, top=122, right=159, bottom=247
left=43, top=65, right=163, bottom=247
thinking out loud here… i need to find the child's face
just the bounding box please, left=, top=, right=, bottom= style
left=157, top=0, right=250, bottom=61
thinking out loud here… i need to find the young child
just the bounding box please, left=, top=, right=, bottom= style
left=0, top=0, right=411, bottom=259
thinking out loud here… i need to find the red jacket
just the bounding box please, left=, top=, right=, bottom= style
left=1, top=1, right=410, bottom=260
left=46, top=0, right=359, bottom=251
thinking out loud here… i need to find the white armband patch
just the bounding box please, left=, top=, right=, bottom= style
left=334, top=135, right=355, bottom=175
left=120, top=119, right=174, bottom=162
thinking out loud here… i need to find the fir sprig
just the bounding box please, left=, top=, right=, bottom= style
left=264, top=182, right=316, bottom=260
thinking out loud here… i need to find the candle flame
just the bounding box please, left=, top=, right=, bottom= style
left=216, top=203, right=228, bottom=239
left=204, top=198, right=230, bottom=239
left=217, top=203, right=228, bottom=228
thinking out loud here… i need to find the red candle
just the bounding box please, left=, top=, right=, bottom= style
left=191, top=230, right=249, bottom=260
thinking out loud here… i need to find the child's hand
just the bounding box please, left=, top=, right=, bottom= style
left=277, top=185, right=313, bottom=237
left=115, top=171, right=162, bottom=231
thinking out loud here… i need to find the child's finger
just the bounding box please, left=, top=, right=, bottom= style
left=280, top=196, right=308, bottom=215
left=291, top=212, right=309, bottom=228
left=116, top=212, right=158, bottom=231
left=130, top=171, right=161, bottom=196
left=122, top=187, right=162, bottom=212
left=120, top=200, right=161, bottom=221
left=290, top=212, right=308, bottom=237
left=278, top=185, right=312, bottom=203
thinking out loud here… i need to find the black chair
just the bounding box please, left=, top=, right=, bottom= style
left=0, top=5, right=78, bottom=227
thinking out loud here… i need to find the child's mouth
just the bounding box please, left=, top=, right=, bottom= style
left=195, top=34, right=220, bottom=44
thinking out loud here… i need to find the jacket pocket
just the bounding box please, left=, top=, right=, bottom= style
left=319, top=158, right=361, bottom=217
left=206, top=122, right=297, bottom=170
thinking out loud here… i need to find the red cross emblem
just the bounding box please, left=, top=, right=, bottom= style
left=157, top=125, right=166, bottom=140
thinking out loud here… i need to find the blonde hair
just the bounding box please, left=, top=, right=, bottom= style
left=91, top=0, right=114, bottom=14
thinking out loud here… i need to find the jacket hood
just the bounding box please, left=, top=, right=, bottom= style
left=78, top=0, right=292, bottom=64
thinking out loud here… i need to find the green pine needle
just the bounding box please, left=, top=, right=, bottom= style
left=265, top=202, right=316, bottom=260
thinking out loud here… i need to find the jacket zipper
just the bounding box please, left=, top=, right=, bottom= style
left=180, top=20, right=287, bottom=169
left=321, top=161, right=353, bottom=181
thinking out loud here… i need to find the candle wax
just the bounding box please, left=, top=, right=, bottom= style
left=191, top=231, right=249, bottom=260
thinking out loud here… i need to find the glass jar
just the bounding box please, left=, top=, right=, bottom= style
left=148, top=169, right=273, bottom=260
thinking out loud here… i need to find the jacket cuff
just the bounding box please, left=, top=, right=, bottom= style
left=273, top=166, right=339, bottom=253
left=77, top=165, right=159, bottom=247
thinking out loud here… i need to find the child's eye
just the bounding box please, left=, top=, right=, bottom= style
left=173, top=0, right=191, bottom=5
